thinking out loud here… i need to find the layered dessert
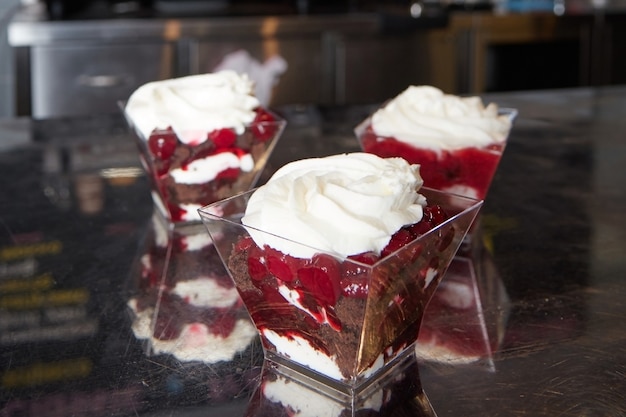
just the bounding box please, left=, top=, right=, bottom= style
left=127, top=213, right=258, bottom=364
left=124, top=71, right=286, bottom=223
left=199, top=153, right=482, bottom=389
left=355, top=85, right=516, bottom=200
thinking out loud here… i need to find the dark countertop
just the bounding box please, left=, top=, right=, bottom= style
left=1, top=86, right=625, bottom=416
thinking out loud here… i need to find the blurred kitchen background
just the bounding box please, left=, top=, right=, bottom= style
left=1, top=0, right=625, bottom=119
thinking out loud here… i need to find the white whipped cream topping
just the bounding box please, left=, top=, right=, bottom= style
left=125, top=71, right=260, bottom=144
left=170, top=152, right=254, bottom=184
left=242, top=153, right=426, bottom=259
left=371, top=86, right=512, bottom=151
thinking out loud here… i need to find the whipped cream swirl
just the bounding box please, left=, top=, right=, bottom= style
left=371, top=86, right=512, bottom=151
left=242, top=153, right=426, bottom=259
left=125, top=71, right=260, bottom=145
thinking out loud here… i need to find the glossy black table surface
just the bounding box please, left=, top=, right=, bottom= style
left=1, top=86, right=625, bottom=416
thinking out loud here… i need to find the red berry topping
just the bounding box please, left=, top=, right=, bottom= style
left=267, top=255, right=293, bottom=282
left=424, top=205, right=449, bottom=226
left=341, top=252, right=377, bottom=298
left=148, top=129, right=177, bottom=160
left=251, top=108, right=278, bottom=142
left=209, top=128, right=237, bottom=148
left=343, top=252, right=377, bottom=278
left=235, top=236, right=255, bottom=252
left=247, top=244, right=267, bottom=282
left=362, top=128, right=505, bottom=200
left=215, top=167, right=240, bottom=181
left=348, top=252, right=379, bottom=266
left=312, top=253, right=341, bottom=281
left=406, top=204, right=450, bottom=237
left=297, top=254, right=341, bottom=306
left=265, top=248, right=301, bottom=283
left=247, top=257, right=266, bottom=282
left=340, top=275, right=369, bottom=299
left=407, top=221, right=432, bottom=237
left=381, top=229, right=414, bottom=258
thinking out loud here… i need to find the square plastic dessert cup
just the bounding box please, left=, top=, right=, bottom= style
left=198, top=187, right=482, bottom=397
left=354, top=108, right=518, bottom=201
left=122, top=103, right=286, bottom=225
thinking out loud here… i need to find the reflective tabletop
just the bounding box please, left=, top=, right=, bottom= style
left=1, top=86, right=625, bottom=416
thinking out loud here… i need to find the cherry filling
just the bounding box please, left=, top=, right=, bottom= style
left=360, top=126, right=504, bottom=200
left=144, top=108, right=279, bottom=221
left=231, top=204, right=455, bottom=374
left=251, top=108, right=280, bottom=142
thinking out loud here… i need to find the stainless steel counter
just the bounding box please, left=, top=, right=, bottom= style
left=0, top=86, right=625, bottom=416
left=8, top=2, right=626, bottom=121
left=7, top=4, right=382, bottom=46
left=8, top=3, right=444, bottom=118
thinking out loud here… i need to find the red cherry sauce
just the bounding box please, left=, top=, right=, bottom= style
left=361, top=130, right=504, bottom=200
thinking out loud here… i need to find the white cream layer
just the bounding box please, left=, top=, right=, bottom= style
left=170, top=152, right=254, bottom=184
left=262, top=329, right=344, bottom=381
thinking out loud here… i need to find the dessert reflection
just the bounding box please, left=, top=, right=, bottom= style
left=416, top=248, right=510, bottom=371
left=126, top=211, right=263, bottom=406
left=246, top=353, right=437, bottom=417
left=125, top=211, right=510, bottom=416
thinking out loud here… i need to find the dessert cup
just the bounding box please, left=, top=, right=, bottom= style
left=355, top=108, right=517, bottom=201
left=198, top=187, right=481, bottom=396
left=123, top=104, right=286, bottom=224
